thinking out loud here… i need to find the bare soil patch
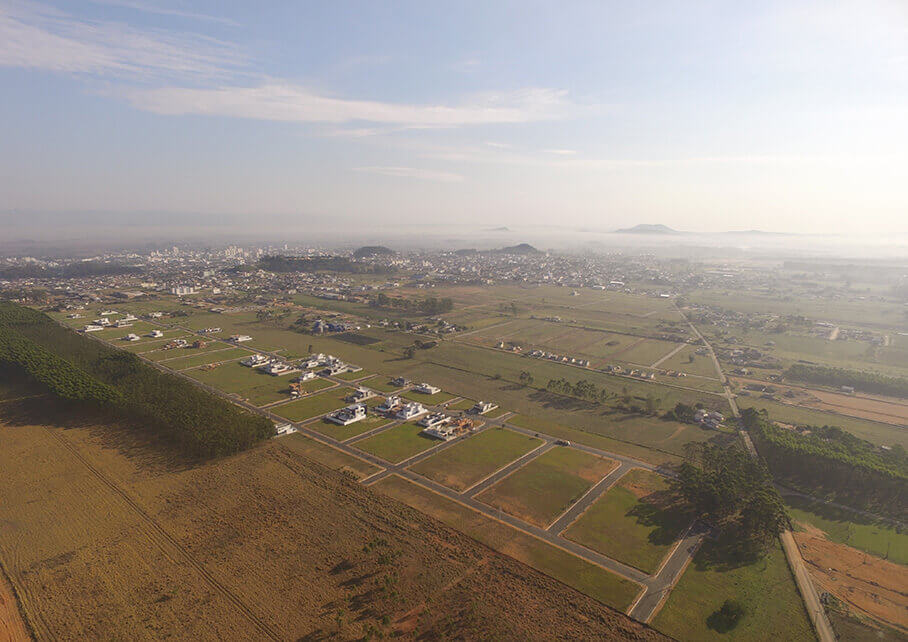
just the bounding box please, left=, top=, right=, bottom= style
left=795, top=532, right=908, bottom=632
left=0, top=569, right=30, bottom=642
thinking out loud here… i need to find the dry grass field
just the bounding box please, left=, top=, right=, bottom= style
left=0, top=393, right=669, bottom=641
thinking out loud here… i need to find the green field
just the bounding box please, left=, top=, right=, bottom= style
left=271, top=387, right=353, bottom=422
left=359, top=376, right=404, bottom=393
left=447, top=397, right=477, bottom=411
left=355, top=421, right=438, bottom=463
left=408, top=427, right=542, bottom=491
left=335, top=369, right=371, bottom=381
left=373, top=474, right=642, bottom=611
left=652, top=540, right=814, bottom=641
left=185, top=361, right=306, bottom=406
left=280, top=433, right=380, bottom=480
left=484, top=406, right=510, bottom=418
left=736, top=396, right=908, bottom=449
left=658, top=345, right=721, bottom=378
left=564, top=468, right=689, bottom=574
left=158, top=347, right=252, bottom=370
left=308, top=414, right=394, bottom=442
left=400, top=389, right=458, bottom=405
left=785, top=494, right=908, bottom=565
left=476, top=447, right=618, bottom=527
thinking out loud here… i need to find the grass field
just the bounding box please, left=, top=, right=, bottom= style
left=185, top=361, right=315, bottom=406
left=736, top=396, right=908, bottom=448
left=564, top=468, right=689, bottom=574
left=270, top=387, right=352, bottom=422
left=785, top=494, right=908, bottom=565
left=158, top=347, right=252, bottom=370
left=335, top=369, right=372, bottom=381
left=408, top=427, right=542, bottom=491
left=280, top=433, right=381, bottom=479
left=373, top=474, right=642, bottom=611
left=307, top=414, right=393, bottom=442
left=355, top=422, right=439, bottom=463
left=658, top=345, right=721, bottom=378
left=652, top=539, right=814, bottom=641
left=447, top=397, right=477, bottom=411
left=484, top=406, right=510, bottom=418
left=476, top=447, right=618, bottom=527
left=400, top=389, right=458, bottom=405
left=359, top=376, right=404, bottom=393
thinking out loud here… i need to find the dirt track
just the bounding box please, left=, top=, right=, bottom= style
left=0, top=569, right=30, bottom=642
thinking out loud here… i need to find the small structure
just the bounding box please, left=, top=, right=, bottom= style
left=264, top=361, right=295, bottom=376
left=422, top=423, right=458, bottom=441
left=122, top=333, right=141, bottom=341
left=327, top=404, right=367, bottom=425
left=228, top=334, right=253, bottom=343
left=469, top=401, right=498, bottom=415
left=377, top=395, right=401, bottom=414
left=391, top=376, right=408, bottom=387
left=148, top=329, right=164, bottom=338
left=83, top=324, right=105, bottom=332
left=414, top=382, right=441, bottom=395
left=240, top=354, right=271, bottom=368
left=347, top=387, right=374, bottom=403
left=274, top=422, right=296, bottom=436
left=396, top=402, right=427, bottom=420
left=417, top=412, right=451, bottom=428
left=297, top=370, right=317, bottom=382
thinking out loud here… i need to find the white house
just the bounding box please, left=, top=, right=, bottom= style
left=417, top=412, right=451, bottom=428
left=229, top=334, right=253, bottom=343
left=122, top=333, right=141, bottom=342
left=148, top=329, right=164, bottom=338
left=396, top=402, right=427, bottom=420
left=297, top=370, right=317, bottom=382
left=264, top=361, right=295, bottom=376
left=347, top=387, right=374, bottom=402
left=469, top=401, right=498, bottom=415
left=274, top=422, right=296, bottom=436
left=377, top=395, right=401, bottom=414
left=414, top=383, right=441, bottom=395
left=83, top=324, right=105, bottom=332
left=327, top=404, right=367, bottom=426
left=422, top=424, right=457, bottom=441
left=241, top=354, right=271, bottom=368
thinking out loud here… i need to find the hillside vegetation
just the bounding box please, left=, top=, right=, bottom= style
left=785, top=363, right=908, bottom=399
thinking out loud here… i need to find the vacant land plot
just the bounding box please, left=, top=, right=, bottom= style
left=565, top=468, right=688, bottom=574
left=408, top=427, right=542, bottom=491
left=271, top=387, right=352, bottom=422
left=308, top=414, right=393, bottom=442
left=736, top=396, right=908, bottom=449
left=484, top=406, right=510, bottom=419
left=335, top=369, right=372, bottom=381
left=476, top=447, right=618, bottom=527
left=652, top=540, right=814, bottom=641
left=279, top=433, right=380, bottom=479
left=616, top=339, right=685, bottom=367
left=785, top=494, right=908, bottom=565
left=185, top=361, right=309, bottom=406
left=159, top=347, right=252, bottom=370
left=658, top=345, right=720, bottom=378
left=359, top=376, right=403, bottom=393
left=447, top=397, right=477, bottom=411
left=373, top=474, right=643, bottom=612
left=400, top=389, right=458, bottom=405
left=355, top=422, right=439, bottom=463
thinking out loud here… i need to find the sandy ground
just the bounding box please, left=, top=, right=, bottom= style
left=794, top=532, right=908, bottom=632
left=0, top=571, right=30, bottom=642
left=0, top=397, right=666, bottom=641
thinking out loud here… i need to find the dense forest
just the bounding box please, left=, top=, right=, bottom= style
left=258, top=255, right=397, bottom=274
left=0, top=302, right=274, bottom=457
left=369, top=293, right=453, bottom=315
left=785, top=363, right=908, bottom=398
left=743, top=407, right=907, bottom=521
left=673, top=441, right=788, bottom=552
left=0, top=261, right=143, bottom=280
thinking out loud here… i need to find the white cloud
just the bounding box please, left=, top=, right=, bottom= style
left=125, top=83, right=572, bottom=126
left=544, top=149, right=576, bottom=155
left=353, top=166, right=464, bottom=182
left=88, top=0, right=240, bottom=27
left=0, top=1, right=244, bottom=79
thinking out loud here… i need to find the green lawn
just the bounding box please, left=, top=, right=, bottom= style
left=335, top=369, right=371, bottom=381
left=400, top=389, right=458, bottom=405
left=408, top=427, right=542, bottom=491
left=308, top=414, right=393, bottom=442
left=185, top=361, right=306, bottom=406
left=652, top=539, right=814, bottom=641
left=785, top=494, right=908, bottom=565
left=159, top=347, right=252, bottom=370
left=271, top=388, right=353, bottom=422
left=446, top=397, right=477, bottom=411
left=373, top=474, right=642, bottom=611
left=476, top=447, right=618, bottom=527
left=564, top=468, right=689, bottom=574
left=484, top=406, right=510, bottom=419
left=280, top=434, right=380, bottom=480
left=360, top=377, right=404, bottom=393
left=355, top=422, right=438, bottom=463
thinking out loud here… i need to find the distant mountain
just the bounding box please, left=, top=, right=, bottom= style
left=614, top=224, right=680, bottom=235
left=455, top=248, right=478, bottom=256
left=353, top=245, right=395, bottom=258
left=493, top=243, right=542, bottom=255
left=488, top=226, right=509, bottom=232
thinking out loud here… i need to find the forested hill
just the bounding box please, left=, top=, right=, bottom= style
left=0, top=302, right=274, bottom=458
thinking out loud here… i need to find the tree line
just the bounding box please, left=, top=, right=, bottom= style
left=257, top=255, right=397, bottom=274
left=785, top=363, right=908, bottom=399
left=0, top=302, right=274, bottom=458
left=742, top=407, right=907, bottom=521
left=369, top=293, right=453, bottom=315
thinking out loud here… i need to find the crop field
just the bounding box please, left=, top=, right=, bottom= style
left=400, top=389, right=458, bottom=404
left=407, top=427, right=543, bottom=491
left=270, top=387, right=353, bottom=422
left=373, top=474, right=642, bottom=611
left=564, top=468, right=689, bottom=574
left=355, top=421, right=439, bottom=463
left=476, top=447, right=618, bottom=527
left=184, top=361, right=313, bottom=406
left=785, top=494, right=908, bottom=565
left=735, top=396, right=908, bottom=449
left=306, top=414, right=394, bottom=442
left=652, top=539, right=814, bottom=641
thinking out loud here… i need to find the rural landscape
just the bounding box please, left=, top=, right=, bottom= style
left=1, top=242, right=905, bottom=641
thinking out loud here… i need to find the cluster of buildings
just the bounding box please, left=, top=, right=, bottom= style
left=527, top=349, right=591, bottom=368
left=694, top=408, right=725, bottom=429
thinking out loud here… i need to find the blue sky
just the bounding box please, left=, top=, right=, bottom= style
left=1, top=0, right=906, bottom=235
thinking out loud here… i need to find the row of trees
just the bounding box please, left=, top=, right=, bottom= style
left=544, top=377, right=665, bottom=414
left=742, top=407, right=907, bottom=520
left=0, top=302, right=274, bottom=458
left=673, top=441, right=788, bottom=551
left=369, top=293, right=453, bottom=315
left=785, top=363, right=908, bottom=399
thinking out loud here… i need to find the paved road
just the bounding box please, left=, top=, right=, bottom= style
left=650, top=342, right=687, bottom=368
left=463, top=440, right=554, bottom=497
left=84, top=317, right=710, bottom=622
left=679, top=308, right=835, bottom=642
left=547, top=461, right=634, bottom=534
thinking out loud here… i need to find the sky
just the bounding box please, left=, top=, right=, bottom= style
left=0, top=0, right=907, bottom=239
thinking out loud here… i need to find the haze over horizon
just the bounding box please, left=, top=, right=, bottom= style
left=1, top=0, right=907, bottom=239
